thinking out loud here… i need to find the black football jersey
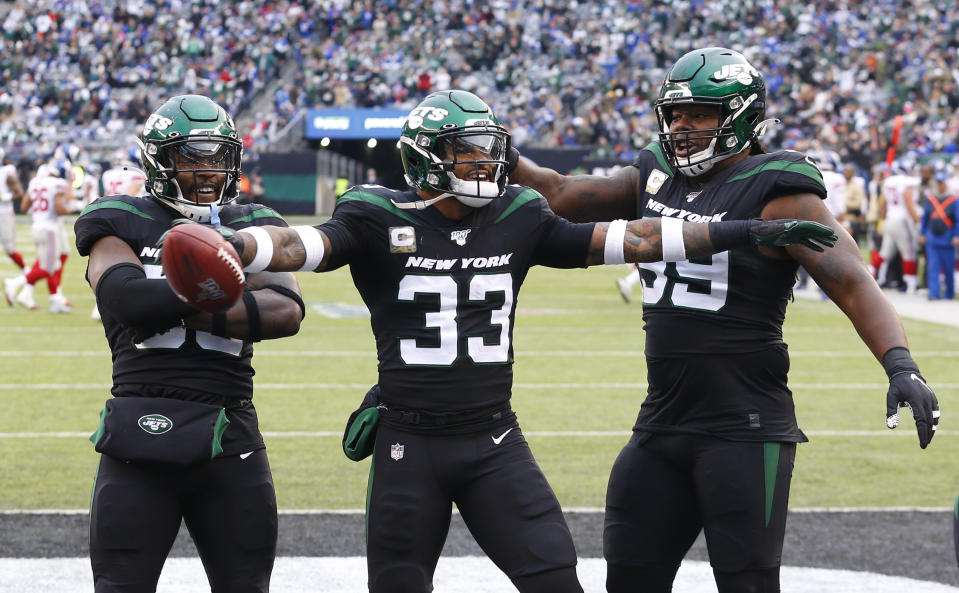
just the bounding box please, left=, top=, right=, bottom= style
left=318, top=185, right=595, bottom=413
left=75, top=195, right=288, bottom=402
left=629, top=144, right=826, bottom=357
left=627, top=144, right=826, bottom=441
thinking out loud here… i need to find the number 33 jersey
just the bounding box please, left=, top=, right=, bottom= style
left=318, top=185, right=594, bottom=413
left=628, top=144, right=826, bottom=441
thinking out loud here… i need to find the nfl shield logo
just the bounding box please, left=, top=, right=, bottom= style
left=390, top=443, right=405, bottom=461
left=450, top=229, right=471, bottom=246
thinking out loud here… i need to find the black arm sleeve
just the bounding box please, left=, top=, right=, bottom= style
left=531, top=204, right=596, bottom=269
left=96, top=263, right=198, bottom=331
left=317, top=217, right=364, bottom=271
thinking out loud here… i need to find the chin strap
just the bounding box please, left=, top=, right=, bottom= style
left=391, top=193, right=453, bottom=210
left=754, top=118, right=781, bottom=137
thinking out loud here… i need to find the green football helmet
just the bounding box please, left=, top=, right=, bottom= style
left=137, top=95, right=243, bottom=222
left=655, top=47, right=767, bottom=177
left=399, top=90, right=510, bottom=209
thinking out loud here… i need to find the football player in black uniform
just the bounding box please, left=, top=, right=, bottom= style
left=508, top=48, right=942, bottom=593
left=212, top=90, right=834, bottom=593
left=75, top=95, right=304, bottom=593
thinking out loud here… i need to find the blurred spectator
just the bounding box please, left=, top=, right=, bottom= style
left=843, top=164, right=869, bottom=245
left=2, top=0, right=959, bottom=205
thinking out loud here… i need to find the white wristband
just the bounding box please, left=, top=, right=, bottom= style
left=240, top=226, right=274, bottom=273
left=603, top=219, right=628, bottom=265
left=292, top=225, right=325, bottom=271
left=661, top=216, right=686, bottom=262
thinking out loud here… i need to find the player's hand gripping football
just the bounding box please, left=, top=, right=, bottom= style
left=154, top=218, right=236, bottom=254
left=748, top=219, right=838, bottom=252
left=883, top=347, right=940, bottom=449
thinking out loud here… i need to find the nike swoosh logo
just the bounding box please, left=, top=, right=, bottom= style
left=240, top=451, right=254, bottom=460
left=492, top=428, right=514, bottom=445
left=910, top=373, right=933, bottom=393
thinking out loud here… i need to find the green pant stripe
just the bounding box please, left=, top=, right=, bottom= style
left=365, top=456, right=375, bottom=545
left=763, top=442, right=780, bottom=528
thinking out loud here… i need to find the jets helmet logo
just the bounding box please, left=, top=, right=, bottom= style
left=143, top=113, right=174, bottom=136
left=406, top=106, right=449, bottom=129
left=711, top=64, right=759, bottom=85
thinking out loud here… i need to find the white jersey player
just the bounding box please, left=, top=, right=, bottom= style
left=821, top=169, right=848, bottom=221
left=3, top=160, right=76, bottom=312
left=102, top=148, right=147, bottom=198
left=101, top=165, right=147, bottom=197
left=876, top=163, right=921, bottom=293
left=0, top=149, right=25, bottom=269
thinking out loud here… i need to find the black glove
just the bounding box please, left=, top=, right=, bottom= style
left=505, top=145, right=520, bottom=175
left=883, top=347, right=940, bottom=449
left=748, top=219, right=838, bottom=252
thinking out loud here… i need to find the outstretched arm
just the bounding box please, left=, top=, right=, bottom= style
left=510, top=155, right=640, bottom=222
left=229, top=225, right=333, bottom=273
left=763, top=192, right=939, bottom=448
left=583, top=216, right=838, bottom=266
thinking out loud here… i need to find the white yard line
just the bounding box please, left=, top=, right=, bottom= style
left=2, top=557, right=958, bottom=593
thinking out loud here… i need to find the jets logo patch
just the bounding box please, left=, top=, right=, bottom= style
left=138, top=414, right=173, bottom=435
left=389, top=226, right=416, bottom=253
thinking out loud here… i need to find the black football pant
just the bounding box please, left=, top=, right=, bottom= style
left=90, top=450, right=277, bottom=593
left=604, top=432, right=796, bottom=593
left=367, top=419, right=582, bottom=593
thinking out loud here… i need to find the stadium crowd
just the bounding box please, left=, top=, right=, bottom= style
left=1, top=0, right=958, bottom=304
left=2, top=0, right=958, bottom=169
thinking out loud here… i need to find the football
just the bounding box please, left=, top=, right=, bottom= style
left=160, top=224, right=245, bottom=313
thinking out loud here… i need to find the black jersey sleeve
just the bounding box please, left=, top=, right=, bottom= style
left=528, top=193, right=595, bottom=268
left=736, top=151, right=827, bottom=202
left=75, top=196, right=162, bottom=256
left=315, top=198, right=368, bottom=271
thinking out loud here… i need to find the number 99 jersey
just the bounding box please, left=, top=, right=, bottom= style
left=629, top=143, right=826, bottom=441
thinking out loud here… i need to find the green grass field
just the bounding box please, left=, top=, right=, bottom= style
left=0, top=216, right=956, bottom=511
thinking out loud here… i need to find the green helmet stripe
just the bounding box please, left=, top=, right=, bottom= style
left=79, top=199, right=157, bottom=221
left=493, top=188, right=543, bottom=224
left=727, top=160, right=823, bottom=185
left=336, top=191, right=419, bottom=224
